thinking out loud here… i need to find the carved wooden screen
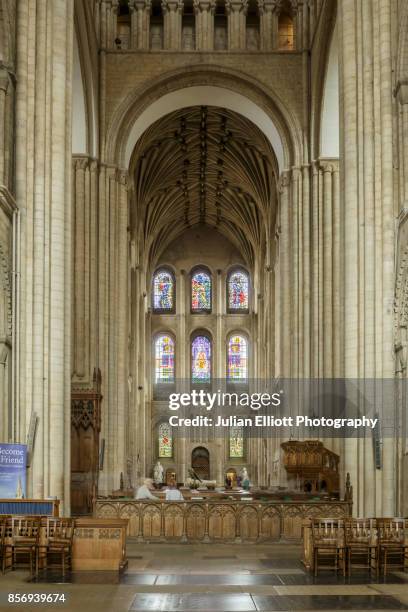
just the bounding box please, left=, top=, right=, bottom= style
left=71, top=369, right=102, bottom=515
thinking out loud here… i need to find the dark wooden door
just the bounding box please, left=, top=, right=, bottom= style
left=192, top=447, right=210, bottom=480
left=70, top=370, right=102, bottom=515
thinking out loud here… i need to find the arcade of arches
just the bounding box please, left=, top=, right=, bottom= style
left=1, top=0, right=408, bottom=526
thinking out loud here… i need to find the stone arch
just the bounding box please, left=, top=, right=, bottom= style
left=309, top=0, right=337, bottom=160
left=73, top=0, right=99, bottom=157
left=105, top=66, right=302, bottom=172
left=320, top=21, right=339, bottom=157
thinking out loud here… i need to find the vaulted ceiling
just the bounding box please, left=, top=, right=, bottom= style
left=131, top=106, right=278, bottom=267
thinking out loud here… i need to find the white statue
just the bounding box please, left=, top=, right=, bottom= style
left=154, top=460, right=164, bottom=484
left=240, top=467, right=250, bottom=490
left=240, top=467, right=249, bottom=482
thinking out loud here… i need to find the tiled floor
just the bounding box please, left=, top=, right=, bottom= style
left=0, top=542, right=408, bottom=611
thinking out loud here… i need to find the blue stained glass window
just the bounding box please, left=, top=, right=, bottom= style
left=153, top=269, right=174, bottom=311
left=228, top=270, right=249, bottom=311
left=192, top=336, right=211, bottom=382
left=227, top=335, right=248, bottom=381
left=159, top=422, right=173, bottom=458
left=155, top=335, right=175, bottom=383
left=191, top=271, right=211, bottom=311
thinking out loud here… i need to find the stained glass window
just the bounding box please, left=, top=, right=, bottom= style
left=155, top=334, right=175, bottom=383
left=153, top=269, right=175, bottom=311
left=159, top=422, right=173, bottom=458
left=191, top=335, right=211, bottom=382
left=230, top=426, right=244, bottom=458
left=227, top=335, right=248, bottom=381
left=228, top=270, right=249, bottom=311
left=191, top=270, right=211, bottom=311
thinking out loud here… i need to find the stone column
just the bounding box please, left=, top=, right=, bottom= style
left=194, top=0, right=215, bottom=50
left=178, top=270, right=187, bottom=482
left=292, top=0, right=302, bottom=51
left=162, top=0, right=183, bottom=50
left=71, top=157, right=99, bottom=388
left=321, top=162, right=333, bottom=379
left=72, top=157, right=88, bottom=380
left=216, top=270, right=223, bottom=380
left=338, top=0, right=395, bottom=516
left=106, top=166, right=117, bottom=490
left=301, top=164, right=311, bottom=378
left=115, top=169, right=129, bottom=483
left=292, top=0, right=300, bottom=49
left=290, top=168, right=300, bottom=379
left=109, top=0, right=120, bottom=48
left=99, top=0, right=119, bottom=48
left=0, top=69, right=10, bottom=186
left=226, top=0, right=248, bottom=50
left=95, top=164, right=130, bottom=494
left=0, top=198, right=13, bottom=443
left=278, top=171, right=291, bottom=378
left=257, top=0, right=274, bottom=51
left=15, top=0, right=74, bottom=513
left=129, top=0, right=152, bottom=49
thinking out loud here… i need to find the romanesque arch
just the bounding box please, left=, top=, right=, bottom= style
left=104, top=66, right=303, bottom=171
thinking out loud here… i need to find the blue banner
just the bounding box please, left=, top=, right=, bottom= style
left=0, top=443, right=27, bottom=498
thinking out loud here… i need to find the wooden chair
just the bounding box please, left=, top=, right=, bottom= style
left=38, top=518, right=74, bottom=575
left=312, top=518, right=345, bottom=577
left=345, top=518, right=377, bottom=576
left=2, top=516, right=13, bottom=572
left=10, top=516, right=41, bottom=577
left=0, top=518, right=6, bottom=574
left=377, top=518, right=408, bottom=576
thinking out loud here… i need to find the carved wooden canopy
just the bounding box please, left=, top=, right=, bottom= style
left=71, top=368, right=103, bottom=431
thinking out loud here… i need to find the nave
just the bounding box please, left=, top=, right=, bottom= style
left=2, top=542, right=408, bottom=612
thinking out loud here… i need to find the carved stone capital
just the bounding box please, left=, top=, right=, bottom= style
left=89, top=159, right=99, bottom=173
left=110, top=0, right=120, bottom=13
left=129, top=0, right=152, bottom=12
left=273, top=0, right=299, bottom=15
left=257, top=0, right=276, bottom=15
left=278, top=169, right=291, bottom=192
left=161, top=0, right=183, bottom=13
left=320, top=162, right=334, bottom=174
left=74, top=157, right=89, bottom=171
left=225, top=0, right=248, bottom=14
left=289, top=0, right=302, bottom=13
left=193, top=0, right=216, bottom=13
left=116, top=168, right=129, bottom=186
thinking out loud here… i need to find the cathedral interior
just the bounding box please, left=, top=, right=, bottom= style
left=2, top=0, right=408, bottom=610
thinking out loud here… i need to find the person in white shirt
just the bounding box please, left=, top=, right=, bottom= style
left=165, top=478, right=184, bottom=501
left=135, top=478, right=160, bottom=500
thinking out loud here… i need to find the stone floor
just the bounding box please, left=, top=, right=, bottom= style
left=0, top=542, right=408, bottom=611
